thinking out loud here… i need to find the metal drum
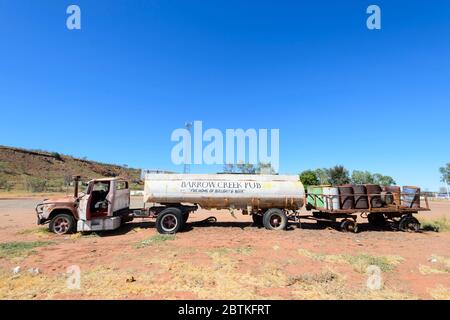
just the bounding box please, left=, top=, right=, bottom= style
left=323, top=187, right=340, bottom=210
left=307, top=186, right=326, bottom=208
left=365, top=184, right=384, bottom=208
left=402, top=186, right=421, bottom=208
left=382, top=186, right=401, bottom=205
left=338, top=185, right=355, bottom=210
left=353, top=185, right=369, bottom=209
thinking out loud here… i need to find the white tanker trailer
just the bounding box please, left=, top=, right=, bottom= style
left=143, top=174, right=305, bottom=234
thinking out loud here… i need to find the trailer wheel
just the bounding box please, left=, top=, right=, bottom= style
left=263, top=209, right=288, bottom=231
left=340, top=219, right=358, bottom=233
left=156, top=208, right=184, bottom=234
left=368, top=213, right=386, bottom=227
left=399, top=216, right=420, bottom=232
left=49, top=214, right=75, bottom=235
left=252, top=214, right=263, bottom=227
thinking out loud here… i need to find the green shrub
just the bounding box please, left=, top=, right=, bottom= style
left=25, top=177, right=48, bottom=193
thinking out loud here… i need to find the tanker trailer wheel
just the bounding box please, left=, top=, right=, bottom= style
left=252, top=214, right=263, bottom=227
left=263, top=209, right=288, bottom=231
left=367, top=213, right=387, bottom=227
left=49, top=214, right=75, bottom=235
left=399, top=216, right=420, bottom=232
left=156, top=208, right=184, bottom=234
left=340, top=219, right=358, bottom=233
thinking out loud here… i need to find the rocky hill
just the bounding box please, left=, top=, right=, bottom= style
left=0, top=146, right=142, bottom=192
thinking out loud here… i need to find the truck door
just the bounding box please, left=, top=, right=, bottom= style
left=111, top=180, right=130, bottom=214
left=78, top=182, right=93, bottom=221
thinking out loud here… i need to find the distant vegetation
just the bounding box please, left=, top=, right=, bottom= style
left=299, top=165, right=396, bottom=187
left=439, top=163, right=449, bottom=197
left=223, top=162, right=276, bottom=174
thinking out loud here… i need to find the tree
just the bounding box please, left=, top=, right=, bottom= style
left=351, top=170, right=374, bottom=184
left=372, top=173, right=396, bottom=186
left=326, top=165, right=350, bottom=185
left=439, top=163, right=450, bottom=199
left=256, top=162, right=276, bottom=174
left=236, top=163, right=256, bottom=174
left=223, top=163, right=236, bottom=173
left=314, top=168, right=330, bottom=185
left=299, top=170, right=320, bottom=186
left=223, top=163, right=256, bottom=174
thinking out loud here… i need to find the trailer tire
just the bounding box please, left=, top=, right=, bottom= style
left=399, top=216, right=420, bottom=232
left=263, top=209, right=288, bottom=231
left=156, top=208, right=184, bottom=234
left=340, top=219, right=358, bottom=233
left=49, top=214, right=75, bottom=235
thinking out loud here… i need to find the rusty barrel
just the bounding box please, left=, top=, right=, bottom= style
left=338, top=185, right=355, bottom=209
left=382, top=186, right=401, bottom=205
left=402, top=186, right=421, bottom=208
left=353, top=185, right=369, bottom=209
left=365, top=184, right=383, bottom=208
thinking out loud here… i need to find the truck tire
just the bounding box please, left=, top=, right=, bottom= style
left=183, top=212, right=190, bottom=224
left=49, top=214, right=75, bottom=235
left=263, top=209, right=288, bottom=230
left=156, top=207, right=184, bottom=234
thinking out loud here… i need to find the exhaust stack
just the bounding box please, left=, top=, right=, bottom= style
left=73, top=175, right=81, bottom=198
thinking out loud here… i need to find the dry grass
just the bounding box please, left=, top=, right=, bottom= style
left=419, top=255, right=450, bottom=275
left=0, top=245, right=417, bottom=300
left=0, top=270, right=68, bottom=299
left=428, top=285, right=450, bottom=300
left=17, top=227, right=51, bottom=237
left=298, top=249, right=404, bottom=273
left=421, top=216, right=450, bottom=232
left=135, top=235, right=176, bottom=248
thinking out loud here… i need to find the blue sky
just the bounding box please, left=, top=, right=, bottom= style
left=0, top=0, right=449, bottom=191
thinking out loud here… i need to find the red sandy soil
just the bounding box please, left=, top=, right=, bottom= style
left=0, top=198, right=449, bottom=300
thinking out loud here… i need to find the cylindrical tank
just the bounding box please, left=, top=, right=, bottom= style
left=353, top=185, right=369, bottom=209
left=144, top=174, right=305, bottom=210
left=365, top=184, right=384, bottom=208
left=307, top=185, right=326, bottom=208
left=402, top=186, right=421, bottom=208
left=338, top=185, right=355, bottom=209
left=323, top=187, right=340, bottom=210
left=382, top=186, right=401, bottom=205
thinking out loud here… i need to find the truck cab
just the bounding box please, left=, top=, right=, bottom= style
left=36, top=177, right=133, bottom=234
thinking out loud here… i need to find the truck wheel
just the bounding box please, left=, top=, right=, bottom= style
left=156, top=208, right=184, bottom=234
left=340, top=219, right=358, bottom=233
left=49, top=214, right=75, bottom=235
left=263, top=209, right=288, bottom=230
left=399, top=216, right=420, bottom=232
left=252, top=214, right=263, bottom=227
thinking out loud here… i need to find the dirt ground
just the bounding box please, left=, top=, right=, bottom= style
left=0, top=197, right=449, bottom=300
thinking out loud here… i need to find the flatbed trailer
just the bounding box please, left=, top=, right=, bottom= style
left=298, top=192, right=431, bottom=233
